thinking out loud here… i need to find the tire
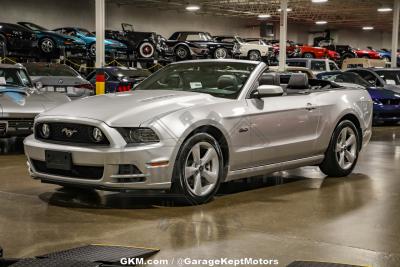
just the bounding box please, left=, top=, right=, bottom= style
left=0, top=35, right=8, bottom=56
left=319, top=120, right=360, bottom=177
left=303, top=52, right=315, bottom=58
left=138, top=42, right=155, bottom=58
left=175, top=45, right=190, bottom=60
left=248, top=50, right=261, bottom=61
left=39, top=38, right=56, bottom=55
left=171, top=133, right=224, bottom=205
left=89, top=43, right=96, bottom=56
left=213, top=47, right=228, bottom=59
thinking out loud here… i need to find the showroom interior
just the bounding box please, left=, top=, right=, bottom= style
left=1, top=0, right=400, bottom=266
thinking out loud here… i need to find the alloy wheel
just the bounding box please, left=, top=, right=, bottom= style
left=249, top=51, right=260, bottom=61
left=214, top=48, right=227, bottom=59
left=176, top=47, right=188, bottom=59
left=183, top=142, right=220, bottom=197
left=335, top=127, right=357, bottom=170
left=41, top=39, right=54, bottom=53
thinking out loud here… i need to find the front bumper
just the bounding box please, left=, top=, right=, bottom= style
left=24, top=117, right=176, bottom=191
left=373, top=104, right=400, bottom=123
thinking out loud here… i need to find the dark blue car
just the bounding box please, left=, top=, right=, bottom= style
left=317, top=71, right=400, bottom=124
left=377, top=48, right=400, bottom=66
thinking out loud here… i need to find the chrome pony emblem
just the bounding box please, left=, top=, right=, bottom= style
left=61, top=128, right=78, bottom=137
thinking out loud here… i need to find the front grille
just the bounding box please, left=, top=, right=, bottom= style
left=35, top=122, right=109, bottom=145
left=7, top=119, right=34, bottom=130
left=31, top=159, right=103, bottom=180
left=379, top=99, right=400, bottom=106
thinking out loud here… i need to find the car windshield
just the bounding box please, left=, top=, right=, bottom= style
left=136, top=62, right=257, bottom=99
left=235, top=36, right=245, bottom=43
left=22, top=23, right=47, bottom=31
left=25, top=64, right=79, bottom=77
left=0, top=68, right=32, bottom=88
left=318, top=72, right=370, bottom=87
left=78, top=28, right=94, bottom=37
left=374, top=70, right=400, bottom=85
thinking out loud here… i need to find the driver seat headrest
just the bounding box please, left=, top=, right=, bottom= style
left=287, top=73, right=309, bottom=90
left=259, top=73, right=280, bottom=86
left=217, top=75, right=238, bottom=91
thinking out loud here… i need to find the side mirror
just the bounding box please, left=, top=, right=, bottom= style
left=252, top=85, right=284, bottom=98
left=35, top=81, right=43, bottom=90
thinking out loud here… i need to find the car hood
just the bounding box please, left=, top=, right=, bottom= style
left=39, top=90, right=226, bottom=126
left=368, top=87, right=400, bottom=99
left=30, top=76, right=88, bottom=86
left=0, top=86, right=69, bottom=117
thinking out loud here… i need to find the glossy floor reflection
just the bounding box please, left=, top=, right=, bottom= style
left=0, top=127, right=400, bottom=266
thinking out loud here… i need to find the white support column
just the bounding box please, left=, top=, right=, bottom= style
left=279, top=0, right=288, bottom=72
left=391, top=0, right=400, bottom=68
left=95, top=0, right=105, bottom=68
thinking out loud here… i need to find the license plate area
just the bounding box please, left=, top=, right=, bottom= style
left=45, top=150, right=72, bottom=170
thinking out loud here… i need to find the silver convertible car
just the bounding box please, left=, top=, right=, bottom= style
left=24, top=60, right=373, bottom=204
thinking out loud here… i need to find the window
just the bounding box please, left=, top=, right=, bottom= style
left=0, top=68, right=32, bottom=87
left=374, top=70, right=400, bottom=85
left=329, top=62, right=339, bottom=71
left=286, top=61, right=307, bottom=68
left=310, top=61, right=326, bottom=71
left=350, top=70, right=380, bottom=86
left=136, top=62, right=257, bottom=99
left=25, top=64, right=79, bottom=77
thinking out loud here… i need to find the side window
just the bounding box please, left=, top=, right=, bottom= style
left=286, top=61, right=307, bottom=68
left=329, top=62, right=339, bottom=71
left=310, top=61, right=326, bottom=71
left=186, top=34, right=202, bottom=41
left=354, top=70, right=379, bottom=86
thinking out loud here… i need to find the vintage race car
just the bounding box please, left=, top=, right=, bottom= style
left=0, top=64, right=70, bottom=137
left=24, top=60, right=372, bottom=204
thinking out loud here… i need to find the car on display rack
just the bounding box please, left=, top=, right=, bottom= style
left=23, top=63, right=94, bottom=100
left=53, top=27, right=128, bottom=57
left=317, top=71, right=400, bottom=124
left=286, top=58, right=340, bottom=74
left=321, top=44, right=358, bottom=60
left=104, top=23, right=166, bottom=59
left=24, top=59, right=372, bottom=204
left=0, top=64, right=70, bottom=138
left=0, top=23, right=37, bottom=56
left=17, top=22, right=86, bottom=57
left=165, top=31, right=234, bottom=60
left=86, top=66, right=151, bottom=93
left=215, top=36, right=272, bottom=61
left=354, top=47, right=382, bottom=59
left=376, top=48, right=400, bottom=66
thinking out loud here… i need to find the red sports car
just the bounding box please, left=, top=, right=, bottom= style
left=354, top=48, right=382, bottom=59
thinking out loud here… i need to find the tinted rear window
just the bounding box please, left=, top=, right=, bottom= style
left=25, top=64, right=78, bottom=77
left=111, top=69, right=151, bottom=78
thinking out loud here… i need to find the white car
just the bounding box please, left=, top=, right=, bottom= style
left=233, top=36, right=272, bottom=61
left=286, top=58, right=340, bottom=74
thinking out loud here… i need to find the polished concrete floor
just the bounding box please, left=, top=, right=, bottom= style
left=0, top=127, right=400, bottom=266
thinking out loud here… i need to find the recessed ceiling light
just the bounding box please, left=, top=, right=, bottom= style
left=363, top=26, right=374, bottom=30
left=258, top=14, right=271, bottom=19
left=312, top=0, right=328, bottom=3
left=186, top=5, right=200, bottom=11
left=316, top=21, right=328, bottom=25
left=278, top=8, right=292, bottom=12
left=377, top=7, right=393, bottom=12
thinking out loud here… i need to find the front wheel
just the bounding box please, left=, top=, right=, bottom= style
left=138, top=42, right=155, bottom=58
left=248, top=50, right=261, bottom=61
left=39, top=38, right=56, bottom=54
left=175, top=45, right=190, bottom=60
left=89, top=43, right=96, bottom=56
left=319, top=120, right=360, bottom=177
left=171, top=133, right=224, bottom=205
left=303, top=52, right=315, bottom=58
left=214, top=47, right=228, bottom=59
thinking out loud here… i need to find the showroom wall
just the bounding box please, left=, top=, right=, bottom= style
left=0, top=0, right=396, bottom=49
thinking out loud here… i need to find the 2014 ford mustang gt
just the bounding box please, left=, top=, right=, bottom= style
left=24, top=60, right=373, bottom=204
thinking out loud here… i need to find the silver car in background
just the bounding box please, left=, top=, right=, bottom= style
left=0, top=64, right=70, bottom=137
left=24, top=60, right=372, bottom=204
left=24, top=63, right=94, bottom=100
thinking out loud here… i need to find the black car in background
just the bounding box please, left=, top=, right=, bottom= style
left=17, top=22, right=86, bottom=57
left=321, top=44, right=357, bottom=60
left=0, top=23, right=37, bottom=56
left=86, top=66, right=151, bottom=93
left=165, top=31, right=234, bottom=60
left=104, top=23, right=165, bottom=59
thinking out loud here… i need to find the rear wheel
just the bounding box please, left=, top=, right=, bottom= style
left=175, top=45, right=190, bottom=60
left=319, top=120, right=360, bottom=177
left=89, top=43, right=96, bottom=56
left=39, top=38, right=56, bottom=55
left=171, top=133, right=224, bottom=205
left=214, top=47, right=228, bottom=59
left=138, top=42, right=155, bottom=58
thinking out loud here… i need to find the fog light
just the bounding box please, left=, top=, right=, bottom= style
left=41, top=123, right=50, bottom=138
left=92, top=127, right=104, bottom=142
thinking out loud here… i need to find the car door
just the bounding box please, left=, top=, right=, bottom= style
left=246, top=80, right=321, bottom=167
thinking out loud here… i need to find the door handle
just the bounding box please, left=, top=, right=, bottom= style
left=306, top=103, right=317, bottom=111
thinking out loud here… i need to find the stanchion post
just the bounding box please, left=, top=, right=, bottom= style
left=95, top=68, right=106, bottom=95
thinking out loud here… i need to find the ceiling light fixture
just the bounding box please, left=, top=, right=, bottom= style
left=312, top=0, right=328, bottom=3
left=278, top=8, right=292, bottom=12
left=377, top=7, right=393, bottom=12
left=186, top=5, right=200, bottom=11
left=258, top=14, right=271, bottom=19
left=316, top=21, right=328, bottom=25
left=363, top=26, right=374, bottom=30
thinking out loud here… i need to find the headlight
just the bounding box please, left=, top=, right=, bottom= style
left=41, top=123, right=50, bottom=138
left=92, top=127, right=104, bottom=143
left=117, top=128, right=160, bottom=144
